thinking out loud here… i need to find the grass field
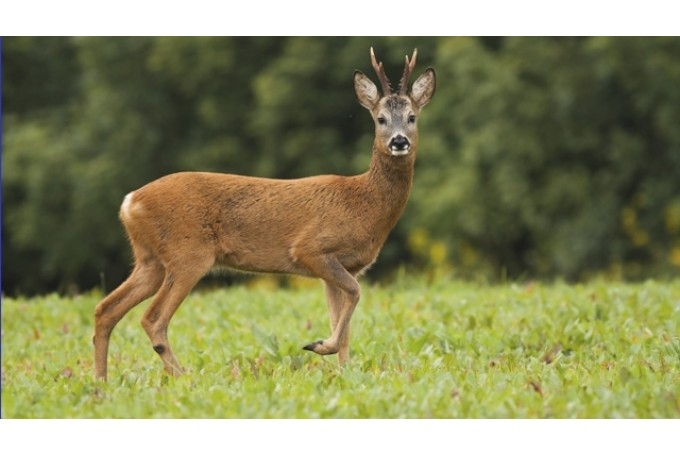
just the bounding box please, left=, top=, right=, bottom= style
left=2, top=276, right=679, bottom=418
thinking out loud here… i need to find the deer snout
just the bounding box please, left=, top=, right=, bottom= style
left=389, top=135, right=411, bottom=156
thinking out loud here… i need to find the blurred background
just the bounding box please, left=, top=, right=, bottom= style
left=3, top=36, right=680, bottom=296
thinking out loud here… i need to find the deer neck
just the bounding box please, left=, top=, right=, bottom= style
left=364, top=145, right=416, bottom=226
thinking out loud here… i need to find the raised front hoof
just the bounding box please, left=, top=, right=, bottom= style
left=302, top=340, right=338, bottom=356
left=303, top=340, right=324, bottom=352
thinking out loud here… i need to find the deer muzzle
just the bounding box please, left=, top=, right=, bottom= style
left=389, top=135, right=411, bottom=156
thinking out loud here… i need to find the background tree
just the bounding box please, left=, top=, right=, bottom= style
left=3, top=37, right=680, bottom=295
left=413, top=37, right=680, bottom=280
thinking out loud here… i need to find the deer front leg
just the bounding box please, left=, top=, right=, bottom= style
left=299, top=255, right=360, bottom=365
left=321, top=282, right=351, bottom=364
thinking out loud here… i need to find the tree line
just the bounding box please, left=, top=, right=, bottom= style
left=3, top=37, right=680, bottom=295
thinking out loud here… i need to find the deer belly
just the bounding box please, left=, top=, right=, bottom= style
left=215, top=246, right=309, bottom=276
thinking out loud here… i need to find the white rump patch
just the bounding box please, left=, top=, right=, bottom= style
left=120, top=192, right=135, bottom=219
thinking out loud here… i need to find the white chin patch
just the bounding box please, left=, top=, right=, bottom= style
left=390, top=148, right=410, bottom=156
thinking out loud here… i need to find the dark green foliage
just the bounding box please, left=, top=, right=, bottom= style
left=411, top=37, right=680, bottom=280
left=3, top=37, right=680, bottom=295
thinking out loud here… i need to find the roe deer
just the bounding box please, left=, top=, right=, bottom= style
left=93, top=47, right=436, bottom=380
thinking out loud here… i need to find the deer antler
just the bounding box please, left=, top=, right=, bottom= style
left=398, top=48, right=418, bottom=95
left=370, top=47, right=393, bottom=95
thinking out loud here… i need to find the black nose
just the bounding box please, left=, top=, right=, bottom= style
left=389, top=135, right=410, bottom=150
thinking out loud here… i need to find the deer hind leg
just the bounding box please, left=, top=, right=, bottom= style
left=300, top=255, right=360, bottom=365
left=93, top=257, right=165, bottom=380
left=140, top=253, right=214, bottom=376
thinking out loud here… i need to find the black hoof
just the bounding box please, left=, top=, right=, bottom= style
left=303, top=340, right=324, bottom=352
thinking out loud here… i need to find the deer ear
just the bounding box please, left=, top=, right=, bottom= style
left=411, top=68, right=436, bottom=109
left=354, top=71, right=380, bottom=110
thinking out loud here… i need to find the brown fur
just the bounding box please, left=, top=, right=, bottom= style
left=93, top=48, right=436, bottom=380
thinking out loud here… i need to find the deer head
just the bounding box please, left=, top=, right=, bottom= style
left=354, top=47, right=436, bottom=157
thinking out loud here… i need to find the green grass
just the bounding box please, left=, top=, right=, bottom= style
left=2, top=277, right=679, bottom=418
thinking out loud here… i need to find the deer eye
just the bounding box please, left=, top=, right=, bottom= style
left=408, top=115, right=416, bottom=124
left=377, top=116, right=387, bottom=125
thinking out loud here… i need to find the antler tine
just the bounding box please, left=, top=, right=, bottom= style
left=370, top=47, right=393, bottom=95
left=398, top=48, right=418, bottom=95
